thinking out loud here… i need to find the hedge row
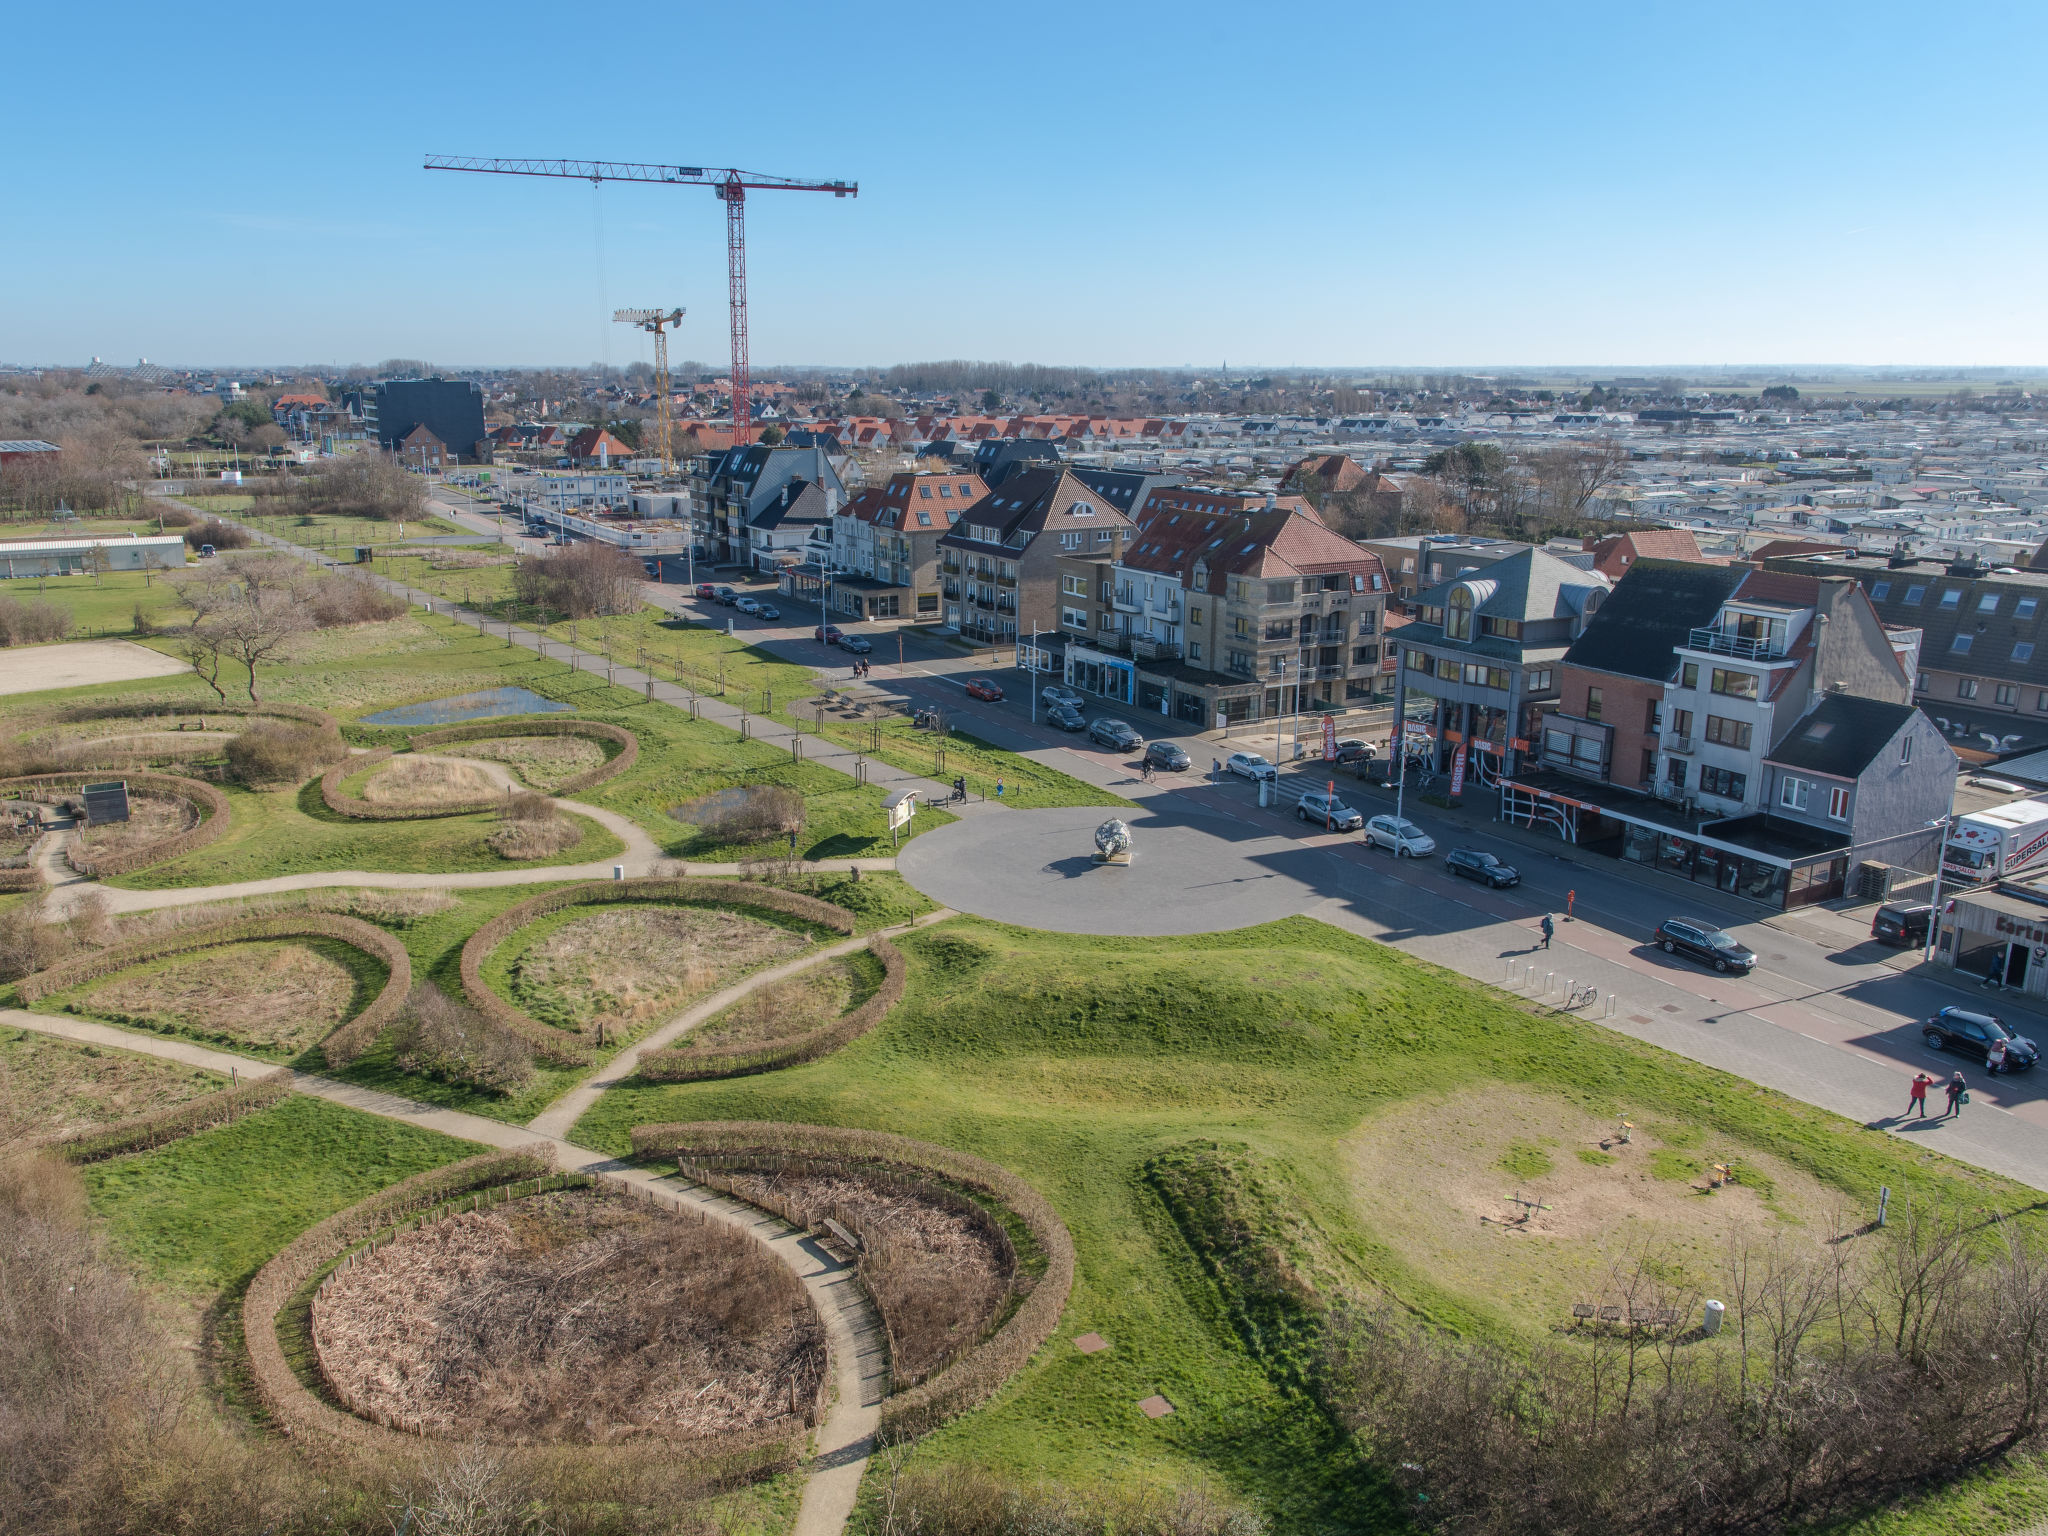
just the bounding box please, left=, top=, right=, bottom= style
left=52, top=1068, right=292, bottom=1163
left=58, top=697, right=340, bottom=732
left=638, top=935, right=905, bottom=1082
left=406, top=717, right=639, bottom=796
left=0, top=867, right=42, bottom=892
left=458, top=879, right=858, bottom=1067
left=319, top=747, right=502, bottom=821
left=18, top=912, right=412, bottom=1069
left=0, top=772, right=232, bottom=878
left=242, top=1149, right=806, bottom=1491
left=629, top=1121, right=1076, bottom=1444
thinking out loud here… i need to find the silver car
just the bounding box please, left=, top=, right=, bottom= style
left=1364, top=815, right=1436, bottom=857
left=1296, top=790, right=1364, bottom=831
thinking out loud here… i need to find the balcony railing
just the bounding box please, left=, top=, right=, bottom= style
left=995, top=573, right=1017, bottom=588
left=1112, top=587, right=1142, bottom=612
left=1687, top=627, right=1786, bottom=661
left=1663, top=733, right=1694, bottom=754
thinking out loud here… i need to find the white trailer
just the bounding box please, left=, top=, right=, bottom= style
left=1943, top=798, right=2048, bottom=883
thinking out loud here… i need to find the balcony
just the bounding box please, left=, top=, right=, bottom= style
left=1687, top=627, right=1786, bottom=661
left=1148, top=599, right=1182, bottom=622
left=941, top=581, right=961, bottom=600
left=1112, top=586, right=1143, bottom=612
left=995, top=572, right=1017, bottom=588
left=1663, top=733, right=1694, bottom=754
left=995, top=596, right=1017, bottom=615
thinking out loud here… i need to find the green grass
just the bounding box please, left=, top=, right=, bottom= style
left=572, top=915, right=2034, bottom=1530
left=1497, top=1139, right=1553, bottom=1180
left=233, top=507, right=470, bottom=547
left=0, top=566, right=194, bottom=639
left=82, top=1092, right=480, bottom=1295
left=788, top=706, right=1130, bottom=810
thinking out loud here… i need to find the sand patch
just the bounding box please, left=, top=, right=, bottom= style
left=0, top=640, right=187, bottom=696
left=1341, top=1085, right=1842, bottom=1328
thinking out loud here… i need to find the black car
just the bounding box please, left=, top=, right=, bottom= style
left=839, top=635, right=873, bottom=654
left=1045, top=704, right=1086, bottom=732
left=1089, top=718, right=1143, bottom=750
left=1444, top=848, right=1520, bottom=888
left=1145, top=741, right=1191, bottom=771
left=1872, top=902, right=1934, bottom=947
left=1652, top=917, right=1757, bottom=974
left=1922, top=1007, right=2039, bottom=1070
left=713, top=585, right=738, bottom=605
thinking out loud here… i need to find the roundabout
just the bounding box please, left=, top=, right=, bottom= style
left=895, top=800, right=1334, bottom=936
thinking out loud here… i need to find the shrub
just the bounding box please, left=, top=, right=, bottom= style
left=0, top=596, right=72, bottom=647
left=307, top=573, right=407, bottom=627
left=390, top=982, right=535, bottom=1094
left=225, top=719, right=346, bottom=786
left=182, top=517, right=250, bottom=551
left=156, top=503, right=197, bottom=528
left=682, top=785, right=806, bottom=845
left=486, top=790, right=579, bottom=859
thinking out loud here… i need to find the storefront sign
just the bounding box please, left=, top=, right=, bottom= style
left=1449, top=744, right=1468, bottom=796
left=1321, top=714, right=1337, bottom=761
left=1993, top=910, right=2048, bottom=947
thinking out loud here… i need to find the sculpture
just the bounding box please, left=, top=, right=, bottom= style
left=1093, top=817, right=1133, bottom=865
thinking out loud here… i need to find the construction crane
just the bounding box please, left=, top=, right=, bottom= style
left=423, top=156, right=857, bottom=445
left=612, top=307, right=684, bottom=472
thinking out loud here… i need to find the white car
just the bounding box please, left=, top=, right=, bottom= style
left=1226, top=752, right=1277, bottom=782
left=1364, top=815, right=1436, bottom=857
left=733, top=596, right=762, bottom=615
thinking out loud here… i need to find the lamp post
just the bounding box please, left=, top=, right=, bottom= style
left=1029, top=623, right=1042, bottom=724
left=1924, top=797, right=1960, bottom=966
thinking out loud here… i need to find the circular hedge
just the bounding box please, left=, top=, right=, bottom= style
left=16, top=912, right=411, bottom=1068
left=319, top=747, right=500, bottom=820
left=458, top=878, right=857, bottom=1067
left=0, top=771, right=231, bottom=878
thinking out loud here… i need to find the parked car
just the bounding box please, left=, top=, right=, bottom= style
left=713, top=585, right=738, bottom=605
left=1042, top=685, right=1084, bottom=710
left=839, top=634, right=873, bottom=654
left=197, top=544, right=216, bottom=558
left=733, top=596, right=761, bottom=615
left=754, top=603, right=780, bottom=621
left=1364, top=815, right=1435, bottom=857
left=693, top=582, right=717, bottom=600
left=1045, top=704, right=1086, bottom=731
left=1871, top=902, right=1934, bottom=948
left=1089, top=719, right=1143, bottom=750
left=814, top=624, right=844, bottom=645
left=1444, top=848, right=1521, bottom=888
left=1296, top=789, right=1364, bottom=832
left=963, top=678, right=1004, bottom=702
left=1332, top=738, right=1375, bottom=764
left=1652, top=917, right=1757, bottom=974
left=1922, top=1006, right=2039, bottom=1070
left=1144, top=741, right=1191, bottom=772
left=1226, top=752, right=1277, bottom=782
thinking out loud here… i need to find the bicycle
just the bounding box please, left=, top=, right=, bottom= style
left=1563, top=983, right=1599, bottom=1011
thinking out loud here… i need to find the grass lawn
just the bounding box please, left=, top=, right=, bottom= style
left=787, top=703, right=1130, bottom=810
left=572, top=914, right=2035, bottom=1531
left=82, top=1091, right=480, bottom=1296
left=0, top=566, right=195, bottom=639
left=232, top=506, right=471, bottom=547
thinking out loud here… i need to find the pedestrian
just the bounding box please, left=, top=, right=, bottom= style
left=1539, top=914, right=1554, bottom=950
left=1990, top=1036, right=2010, bottom=1076
left=1908, top=1071, right=1934, bottom=1116
left=1212, top=758, right=1221, bottom=781
left=1945, top=1070, right=1968, bottom=1118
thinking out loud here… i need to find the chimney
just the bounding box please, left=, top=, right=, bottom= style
left=1264, top=491, right=1276, bottom=511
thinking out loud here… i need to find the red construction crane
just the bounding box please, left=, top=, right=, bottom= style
left=423, top=155, right=857, bottom=446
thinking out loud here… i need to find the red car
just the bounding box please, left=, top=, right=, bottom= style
left=963, top=678, right=1004, bottom=702
left=693, top=582, right=717, bottom=600
left=814, top=624, right=844, bottom=645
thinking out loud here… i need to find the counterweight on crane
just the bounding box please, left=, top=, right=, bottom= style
left=612, top=307, right=684, bottom=472
left=424, top=155, right=856, bottom=445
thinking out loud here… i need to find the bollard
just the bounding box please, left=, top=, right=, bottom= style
left=1606, top=993, right=1617, bottom=1017
left=1701, top=1300, right=1725, bottom=1336
left=1544, top=971, right=1554, bottom=994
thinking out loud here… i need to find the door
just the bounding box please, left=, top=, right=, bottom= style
left=2008, top=943, right=2031, bottom=990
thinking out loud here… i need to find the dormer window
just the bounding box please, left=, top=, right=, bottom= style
left=1069, top=503, right=1096, bottom=517
left=1446, top=584, right=1476, bottom=641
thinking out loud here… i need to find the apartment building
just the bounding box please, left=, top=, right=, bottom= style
left=1358, top=533, right=1530, bottom=602
left=690, top=444, right=847, bottom=565
left=819, top=468, right=987, bottom=623
left=1058, top=490, right=1389, bottom=728
left=937, top=468, right=1133, bottom=644
left=1766, top=550, right=2048, bottom=760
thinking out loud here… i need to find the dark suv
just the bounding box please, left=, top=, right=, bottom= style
left=1871, top=903, right=1933, bottom=948
left=1089, top=719, right=1143, bottom=750
left=1922, top=1007, right=2039, bottom=1070
left=1444, top=848, right=1520, bottom=888
left=1652, top=917, right=1757, bottom=974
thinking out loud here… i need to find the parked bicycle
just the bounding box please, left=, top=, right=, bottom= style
left=1564, top=983, right=1599, bottom=1011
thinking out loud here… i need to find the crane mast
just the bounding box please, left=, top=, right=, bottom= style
left=612, top=307, right=684, bottom=472
left=425, top=155, right=856, bottom=446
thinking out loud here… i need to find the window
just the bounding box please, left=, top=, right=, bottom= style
left=1681, top=662, right=1699, bottom=688
left=1464, top=663, right=1510, bottom=688
left=1670, top=708, right=1693, bottom=738
left=2020, top=598, right=2039, bottom=620
left=1525, top=668, right=1553, bottom=692
left=1479, top=616, right=1523, bottom=639
left=1828, top=786, right=1850, bottom=821
left=1980, top=592, right=2002, bottom=613
left=1999, top=684, right=2019, bottom=706
left=1871, top=581, right=1891, bottom=600
left=1903, top=584, right=1925, bottom=605
left=1959, top=678, right=1979, bottom=698
left=916, top=511, right=931, bottom=526
left=1189, top=605, right=1203, bottom=625
left=1704, top=715, right=1753, bottom=749
left=2039, top=690, right=2048, bottom=712
left=1446, top=585, right=1475, bottom=641
left=1059, top=531, right=1081, bottom=549
left=1354, top=644, right=1379, bottom=665
left=1647, top=699, right=1663, bottom=731
left=1711, top=668, right=1759, bottom=699
left=1271, top=654, right=1287, bottom=677
left=2016, top=642, right=2035, bottom=663
left=1667, top=757, right=1686, bottom=787
left=1405, top=648, right=1431, bottom=672
left=1061, top=574, right=1086, bottom=596
left=1901, top=735, right=1913, bottom=764
left=1068, top=503, right=1095, bottom=517
left=1939, top=589, right=1962, bottom=609
left=1436, top=657, right=1460, bottom=681
left=1585, top=687, right=1603, bottom=721
left=1699, top=766, right=1747, bottom=800
left=1061, top=606, right=1087, bottom=630
left=1266, top=580, right=1295, bottom=603
left=937, top=485, right=951, bottom=498
left=919, top=486, right=932, bottom=499
left=1265, top=619, right=1294, bottom=640
left=1189, top=641, right=1202, bottom=660
left=1952, top=633, right=1973, bottom=653
left=1780, top=776, right=1811, bottom=811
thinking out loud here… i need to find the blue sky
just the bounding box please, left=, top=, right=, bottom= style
left=5, top=1, right=2043, bottom=370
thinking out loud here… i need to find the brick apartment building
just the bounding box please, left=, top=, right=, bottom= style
left=814, top=468, right=988, bottom=624
left=937, top=468, right=1134, bottom=644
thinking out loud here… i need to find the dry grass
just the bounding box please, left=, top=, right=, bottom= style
left=721, top=1167, right=1013, bottom=1383
left=486, top=790, right=579, bottom=860
left=311, top=1187, right=824, bottom=1443
left=73, top=939, right=362, bottom=1055
left=70, top=793, right=194, bottom=860
left=687, top=956, right=864, bottom=1054
left=512, top=908, right=808, bottom=1038
left=447, top=735, right=606, bottom=793
left=0, top=1029, right=223, bottom=1147
left=361, top=755, right=504, bottom=807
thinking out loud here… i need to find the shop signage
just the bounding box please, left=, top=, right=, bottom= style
left=1449, top=744, right=1469, bottom=796
left=1993, top=910, right=2048, bottom=947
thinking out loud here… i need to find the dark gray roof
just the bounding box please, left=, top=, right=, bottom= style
left=1764, top=693, right=1918, bottom=779
left=1562, top=559, right=1747, bottom=681
left=1413, top=547, right=1611, bottom=623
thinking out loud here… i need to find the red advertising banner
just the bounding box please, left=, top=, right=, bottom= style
left=1321, top=714, right=1337, bottom=761
left=1449, top=743, right=1469, bottom=797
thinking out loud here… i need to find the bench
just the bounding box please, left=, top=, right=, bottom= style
left=820, top=1216, right=862, bottom=1255
left=1570, top=1302, right=1597, bottom=1324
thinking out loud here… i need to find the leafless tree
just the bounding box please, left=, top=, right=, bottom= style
left=1530, top=439, right=1630, bottom=521
left=511, top=542, right=645, bottom=620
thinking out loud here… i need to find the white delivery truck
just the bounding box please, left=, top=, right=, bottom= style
left=1943, top=798, right=2048, bottom=884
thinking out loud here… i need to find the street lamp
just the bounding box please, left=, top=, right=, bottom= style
left=1923, top=799, right=1960, bottom=965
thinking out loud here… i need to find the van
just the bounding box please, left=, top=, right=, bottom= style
left=1871, top=902, right=1933, bottom=948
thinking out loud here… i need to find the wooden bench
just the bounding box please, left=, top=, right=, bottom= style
left=820, top=1216, right=862, bottom=1255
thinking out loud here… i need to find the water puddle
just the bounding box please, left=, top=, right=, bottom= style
left=361, top=686, right=574, bottom=728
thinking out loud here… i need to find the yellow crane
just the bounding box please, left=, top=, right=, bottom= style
left=612, top=307, right=685, bottom=473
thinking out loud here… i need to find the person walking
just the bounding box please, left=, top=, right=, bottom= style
left=1539, top=914, right=1554, bottom=950
left=1908, top=1071, right=1934, bottom=1117
left=1945, top=1070, right=1969, bottom=1118
left=1990, top=1037, right=2010, bottom=1076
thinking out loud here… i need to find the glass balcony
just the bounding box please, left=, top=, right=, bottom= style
left=1687, top=627, right=1785, bottom=661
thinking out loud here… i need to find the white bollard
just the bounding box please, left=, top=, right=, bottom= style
left=1702, top=1300, right=1725, bottom=1336
left=612, top=865, right=625, bottom=881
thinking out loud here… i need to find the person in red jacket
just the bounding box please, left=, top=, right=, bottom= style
left=1908, top=1071, right=1934, bottom=1117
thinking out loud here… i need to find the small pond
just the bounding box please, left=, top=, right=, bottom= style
left=360, top=686, right=574, bottom=728
left=670, top=787, right=755, bottom=825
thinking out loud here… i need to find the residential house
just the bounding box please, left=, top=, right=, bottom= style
left=740, top=478, right=834, bottom=575
left=1280, top=452, right=1370, bottom=497
left=692, top=445, right=848, bottom=565
left=1581, top=527, right=1723, bottom=581
left=809, top=469, right=988, bottom=624
left=937, top=468, right=1134, bottom=645
left=566, top=427, right=634, bottom=467
left=397, top=424, right=448, bottom=470
left=1358, top=533, right=1528, bottom=602
left=971, top=437, right=1062, bottom=488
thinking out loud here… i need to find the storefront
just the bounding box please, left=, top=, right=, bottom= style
left=1065, top=644, right=1135, bottom=706
left=1941, top=885, right=2048, bottom=998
